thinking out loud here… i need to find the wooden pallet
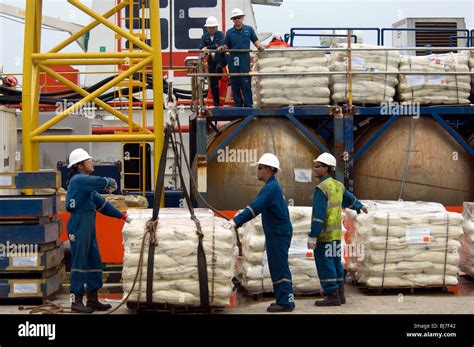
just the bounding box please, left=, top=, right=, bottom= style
left=358, top=284, right=459, bottom=295
left=0, top=244, right=63, bottom=273
left=0, top=265, right=65, bottom=301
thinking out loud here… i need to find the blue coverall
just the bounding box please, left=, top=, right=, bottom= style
left=234, top=176, right=295, bottom=308
left=224, top=25, right=258, bottom=107
left=199, top=31, right=227, bottom=106
left=310, top=175, right=363, bottom=295
left=66, top=174, right=123, bottom=295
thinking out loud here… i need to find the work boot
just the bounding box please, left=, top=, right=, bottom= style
left=266, top=304, right=295, bottom=313
left=71, top=293, right=94, bottom=314
left=338, top=285, right=346, bottom=304
left=315, top=291, right=341, bottom=307
left=86, top=291, right=112, bottom=311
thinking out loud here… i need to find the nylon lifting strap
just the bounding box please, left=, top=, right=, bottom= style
left=168, top=124, right=210, bottom=309
left=146, top=125, right=172, bottom=305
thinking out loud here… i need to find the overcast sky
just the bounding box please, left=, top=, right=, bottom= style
left=1, top=0, right=473, bottom=78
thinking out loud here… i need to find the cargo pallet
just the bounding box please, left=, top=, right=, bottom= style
left=0, top=171, right=65, bottom=303
left=346, top=269, right=460, bottom=294
left=357, top=283, right=459, bottom=295
left=0, top=265, right=65, bottom=303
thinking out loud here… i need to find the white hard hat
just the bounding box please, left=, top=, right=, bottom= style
left=258, top=153, right=280, bottom=171
left=68, top=148, right=92, bottom=168
left=314, top=152, right=337, bottom=168
left=205, top=16, right=219, bottom=28
left=230, top=8, right=245, bottom=19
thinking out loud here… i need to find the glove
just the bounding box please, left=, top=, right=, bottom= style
left=223, top=219, right=236, bottom=230
left=257, top=44, right=266, bottom=52
left=307, top=236, right=317, bottom=250
left=201, top=47, right=210, bottom=55
left=361, top=206, right=369, bottom=214
left=217, top=46, right=225, bottom=53
left=122, top=212, right=131, bottom=224
left=107, top=178, right=118, bottom=193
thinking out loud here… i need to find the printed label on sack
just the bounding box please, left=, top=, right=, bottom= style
left=365, top=66, right=377, bottom=76
left=406, top=75, right=425, bottom=88
left=13, top=283, right=37, bottom=294
left=294, top=169, right=312, bottom=183
left=406, top=226, right=431, bottom=244
left=12, top=256, right=38, bottom=268
left=352, top=55, right=365, bottom=68
left=429, top=56, right=446, bottom=68
left=426, top=75, right=447, bottom=86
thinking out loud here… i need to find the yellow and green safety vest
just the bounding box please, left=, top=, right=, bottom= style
left=316, top=177, right=344, bottom=242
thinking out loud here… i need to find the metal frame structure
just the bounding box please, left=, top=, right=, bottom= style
left=189, top=43, right=474, bottom=194
left=288, top=27, right=473, bottom=48
left=21, top=0, right=164, bottom=189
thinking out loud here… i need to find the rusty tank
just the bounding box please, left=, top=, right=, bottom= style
left=354, top=116, right=474, bottom=206
left=206, top=117, right=327, bottom=210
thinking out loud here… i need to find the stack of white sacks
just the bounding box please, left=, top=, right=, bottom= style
left=346, top=201, right=462, bottom=288
left=237, top=206, right=321, bottom=294
left=252, top=49, right=330, bottom=107
left=398, top=52, right=471, bottom=104
left=329, top=43, right=400, bottom=104
left=122, top=208, right=235, bottom=307
left=460, top=202, right=474, bottom=277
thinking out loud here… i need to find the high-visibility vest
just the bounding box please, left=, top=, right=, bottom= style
left=316, top=177, right=344, bottom=242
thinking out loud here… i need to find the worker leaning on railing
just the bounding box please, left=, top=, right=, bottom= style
left=200, top=16, right=227, bottom=107
left=217, top=8, right=265, bottom=108
left=65, top=148, right=131, bottom=313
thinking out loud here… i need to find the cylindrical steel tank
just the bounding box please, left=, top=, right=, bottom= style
left=207, top=117, right=327, bottom=210
left=355, top=117, right=474, bottom=206
left=0, top=106, right=18, bottom=196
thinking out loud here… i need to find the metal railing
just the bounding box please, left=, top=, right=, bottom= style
left=188, top=45, right=474, bottom=110
left=289, top=27, right=381, bottom=46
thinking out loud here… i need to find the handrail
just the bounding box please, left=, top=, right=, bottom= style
left=288, top=27, right=381, bottom=47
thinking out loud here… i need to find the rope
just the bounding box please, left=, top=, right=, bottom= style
left=441, top=212, right=450, bottom=289
left=380, top=212, right=390, bottom=291
left=408, top=56, right=415, bottom=103
left=398, top=117, right=416, bottom=200
left=173, top=111, right=243, bottom=256
left=383, top=50, right=388, bottom=101
left=451, top=53, right=460, bottom=104
left=18, top=301, right=72, bottom=314
left=169, top=123, right=210, bottom=308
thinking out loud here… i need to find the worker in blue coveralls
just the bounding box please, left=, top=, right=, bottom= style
left=199, top=16, right=227, bottom=106
left=65, top=148, right=131, bottom=313
left=308, top=153, right=368, bottom=306
left=225, top=153, right=295, bottom=312
left=217, top=8, right=265, bottom=107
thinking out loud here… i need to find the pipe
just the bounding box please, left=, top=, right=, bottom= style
left=91, top=123, right=225, bottom=134
left=92, top=126, right=190, bottom=134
